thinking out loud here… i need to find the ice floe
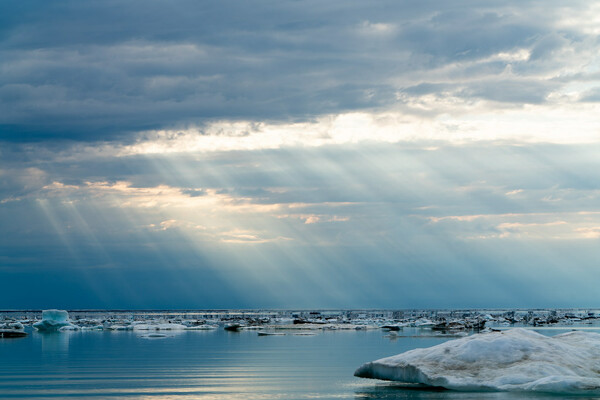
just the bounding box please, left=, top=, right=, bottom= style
left=355, top=328, right=600, bottom=394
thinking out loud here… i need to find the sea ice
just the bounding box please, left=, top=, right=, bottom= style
left=355, top=328, right=600, bottom=394
left=33, top=310, right=73, bottom=332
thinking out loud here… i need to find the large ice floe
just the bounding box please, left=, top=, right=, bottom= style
left=33, top=309, right=73, bottom=331
left=355, top=328, right=600, bottom=394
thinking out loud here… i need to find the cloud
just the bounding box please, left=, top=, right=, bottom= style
left=505, top=189, right=523, bottom=196
left=4, top=140, right=600, bottom=251
left=1, top=1, right=600, bottom=142
left=428, top=212, right=600, bottom=240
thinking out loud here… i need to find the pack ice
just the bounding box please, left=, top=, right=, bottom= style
left=355, top=328, right=600, bottom=394
left=33, top=309, right=73, bottom=331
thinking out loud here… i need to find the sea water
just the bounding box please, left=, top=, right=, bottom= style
left=2, top=324, right=600, bottom=399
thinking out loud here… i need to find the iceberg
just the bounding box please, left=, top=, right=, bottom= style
left=33, top=310, right=73, bottom=332
left=355, top=328, right=600, bottom=394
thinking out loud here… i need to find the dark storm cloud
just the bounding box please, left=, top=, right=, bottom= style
left=1, top=0, right=595, bottom=141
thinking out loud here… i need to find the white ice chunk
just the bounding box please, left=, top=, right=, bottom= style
left=355, top=328, right=600, bottom=394
left=33, top=310, right=73, bottom=332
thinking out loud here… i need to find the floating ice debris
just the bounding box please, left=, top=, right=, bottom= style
left=133, top=322, right=186, bottom=331
left=355, top=328, right=600, bottom=394
left=413, top=319, right=436, bottom=327
left=181, top=320, right=218, bottom=330
left=182, top=324, right=218, bottom=330
left=0, top=321, right=27, bottom=338
left=71, top=318, right=102, bottom=329
left=59, top=325, right=79, bottom=331
left=33, top=310, right=73, bottom=332
left=257, top=331, right=285, bottom=336
left=80, top=325, right=103, bottom=330
left=105, top=324, right=133, bottom=331
left=0, top=321, right=24, bottom=331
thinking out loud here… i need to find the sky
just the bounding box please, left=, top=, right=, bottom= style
left=2, top=0, right=600, bottom=310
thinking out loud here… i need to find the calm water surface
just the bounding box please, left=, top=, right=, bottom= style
left=2, top=326, right=600, bottom=399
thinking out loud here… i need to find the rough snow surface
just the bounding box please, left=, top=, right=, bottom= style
left=33, top=309, right=73, bottom=331
left=355, top=328, right=600, bottom=394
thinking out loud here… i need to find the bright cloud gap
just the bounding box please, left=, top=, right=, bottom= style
left=112, top=107, right=600, bottom=155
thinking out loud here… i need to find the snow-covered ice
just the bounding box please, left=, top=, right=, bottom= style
left=355, top=328, right=600, bottom=394
left=33, top=310, right=73, bottom=332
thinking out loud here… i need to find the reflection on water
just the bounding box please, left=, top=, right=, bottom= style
left=355, top=383, right=600, bottom=400
left=40, top=330, right=71, bottom=352
left=2, top=326, right=600, bottom=399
